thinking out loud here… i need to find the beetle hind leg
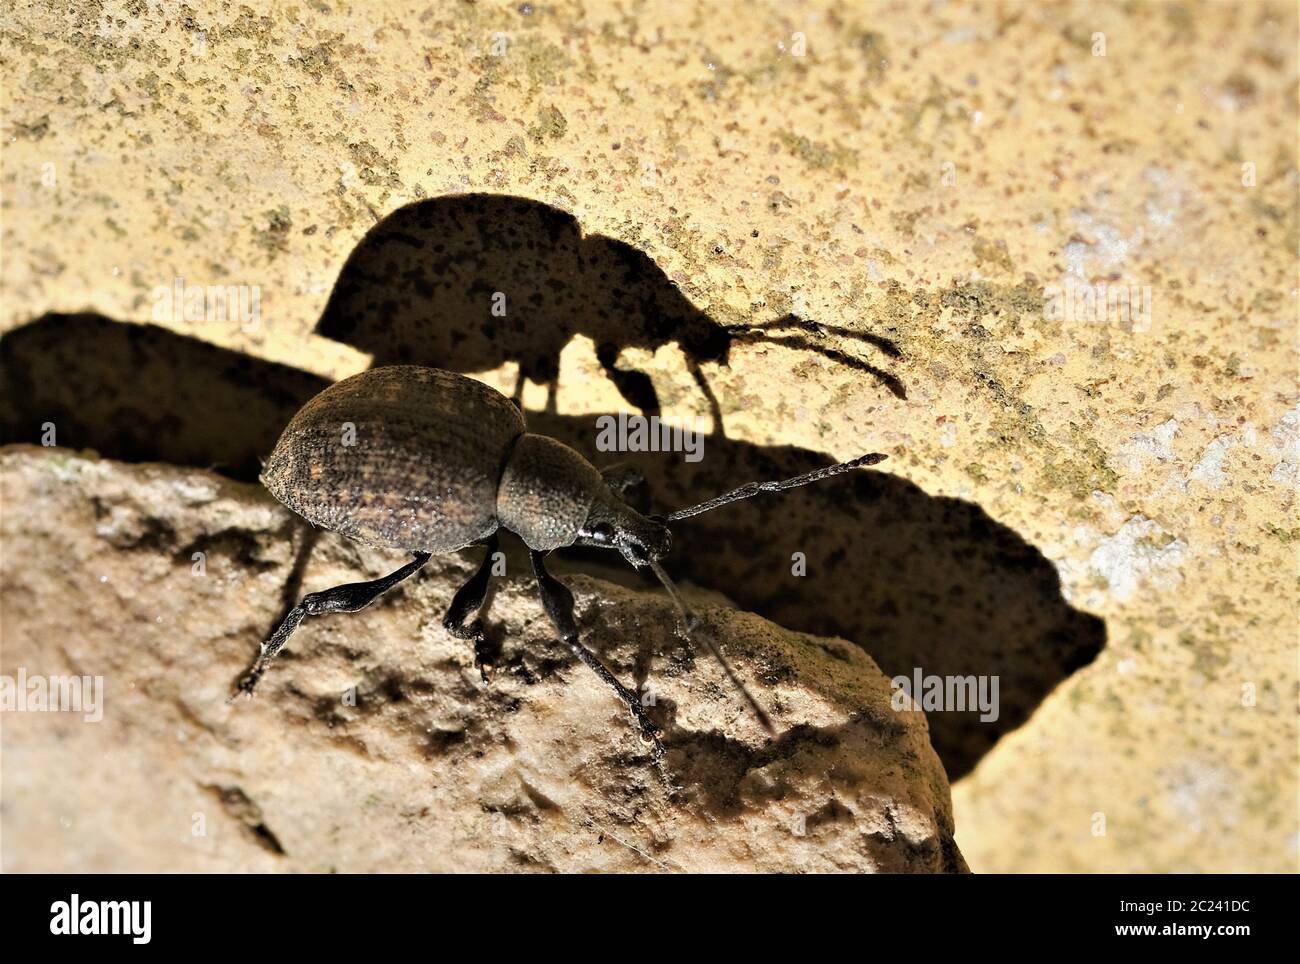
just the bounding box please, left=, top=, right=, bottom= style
left=231, top=551, right=431, bottom=700
left=530, top=550, right=664, bottom=758
left=442, top=535, right=500, bottom=682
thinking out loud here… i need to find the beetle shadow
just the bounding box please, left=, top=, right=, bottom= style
left=314, top=193, right=906, bottom=428
left=0, top=312, right=331, bottom=480
left=1, top=312, right=1103, bottom=780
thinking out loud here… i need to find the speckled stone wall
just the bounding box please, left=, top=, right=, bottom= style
left=2, top=0, right=1296, bottom=872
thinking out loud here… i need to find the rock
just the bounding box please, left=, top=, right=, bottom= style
left=0, top=446, right=966, bottom=873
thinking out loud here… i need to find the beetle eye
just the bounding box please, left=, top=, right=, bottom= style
left=589, top=522, right=615, bottom=544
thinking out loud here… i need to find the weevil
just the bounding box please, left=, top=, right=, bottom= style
left=233, top=365, right=885, bottom=757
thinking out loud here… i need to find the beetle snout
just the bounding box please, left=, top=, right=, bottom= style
left=647, top=522, right=671, bottom=559
left=580, top=499, right=671, bottom=566
left=625, top=520, right=671, bottom=565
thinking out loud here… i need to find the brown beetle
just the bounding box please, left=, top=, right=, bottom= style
left=234, top=365, right=885, bottom=756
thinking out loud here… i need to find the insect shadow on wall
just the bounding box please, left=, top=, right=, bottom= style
left=314, top=193, right=906, bottom=431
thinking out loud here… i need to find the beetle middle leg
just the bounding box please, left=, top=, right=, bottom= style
left=530, top=550, right=664, bottom=758
left=231, top=551, right=431, bottom=699
left=442, top=534, right=500, bottom=682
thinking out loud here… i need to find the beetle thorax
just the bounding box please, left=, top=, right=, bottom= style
left=497, top=434, right=606, bottom=550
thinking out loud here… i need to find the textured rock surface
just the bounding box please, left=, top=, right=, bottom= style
left=0, top=447, right=965, bottom=873
left=1, top=0, right=1296, bottom=873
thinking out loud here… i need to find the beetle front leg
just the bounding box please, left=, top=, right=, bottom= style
left=530, top=550, right=664, bottom=758
left=442, top=535, right=499, bottom=682
left=231, top=551, right=432, bottom=699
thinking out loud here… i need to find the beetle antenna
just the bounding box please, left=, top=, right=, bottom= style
left=665, top=452, right=887, bottom=522
left=647, top=558, right=775, bottom=735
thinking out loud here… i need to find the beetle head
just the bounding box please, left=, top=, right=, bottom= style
left=577, top=497, right=671, bottom=568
